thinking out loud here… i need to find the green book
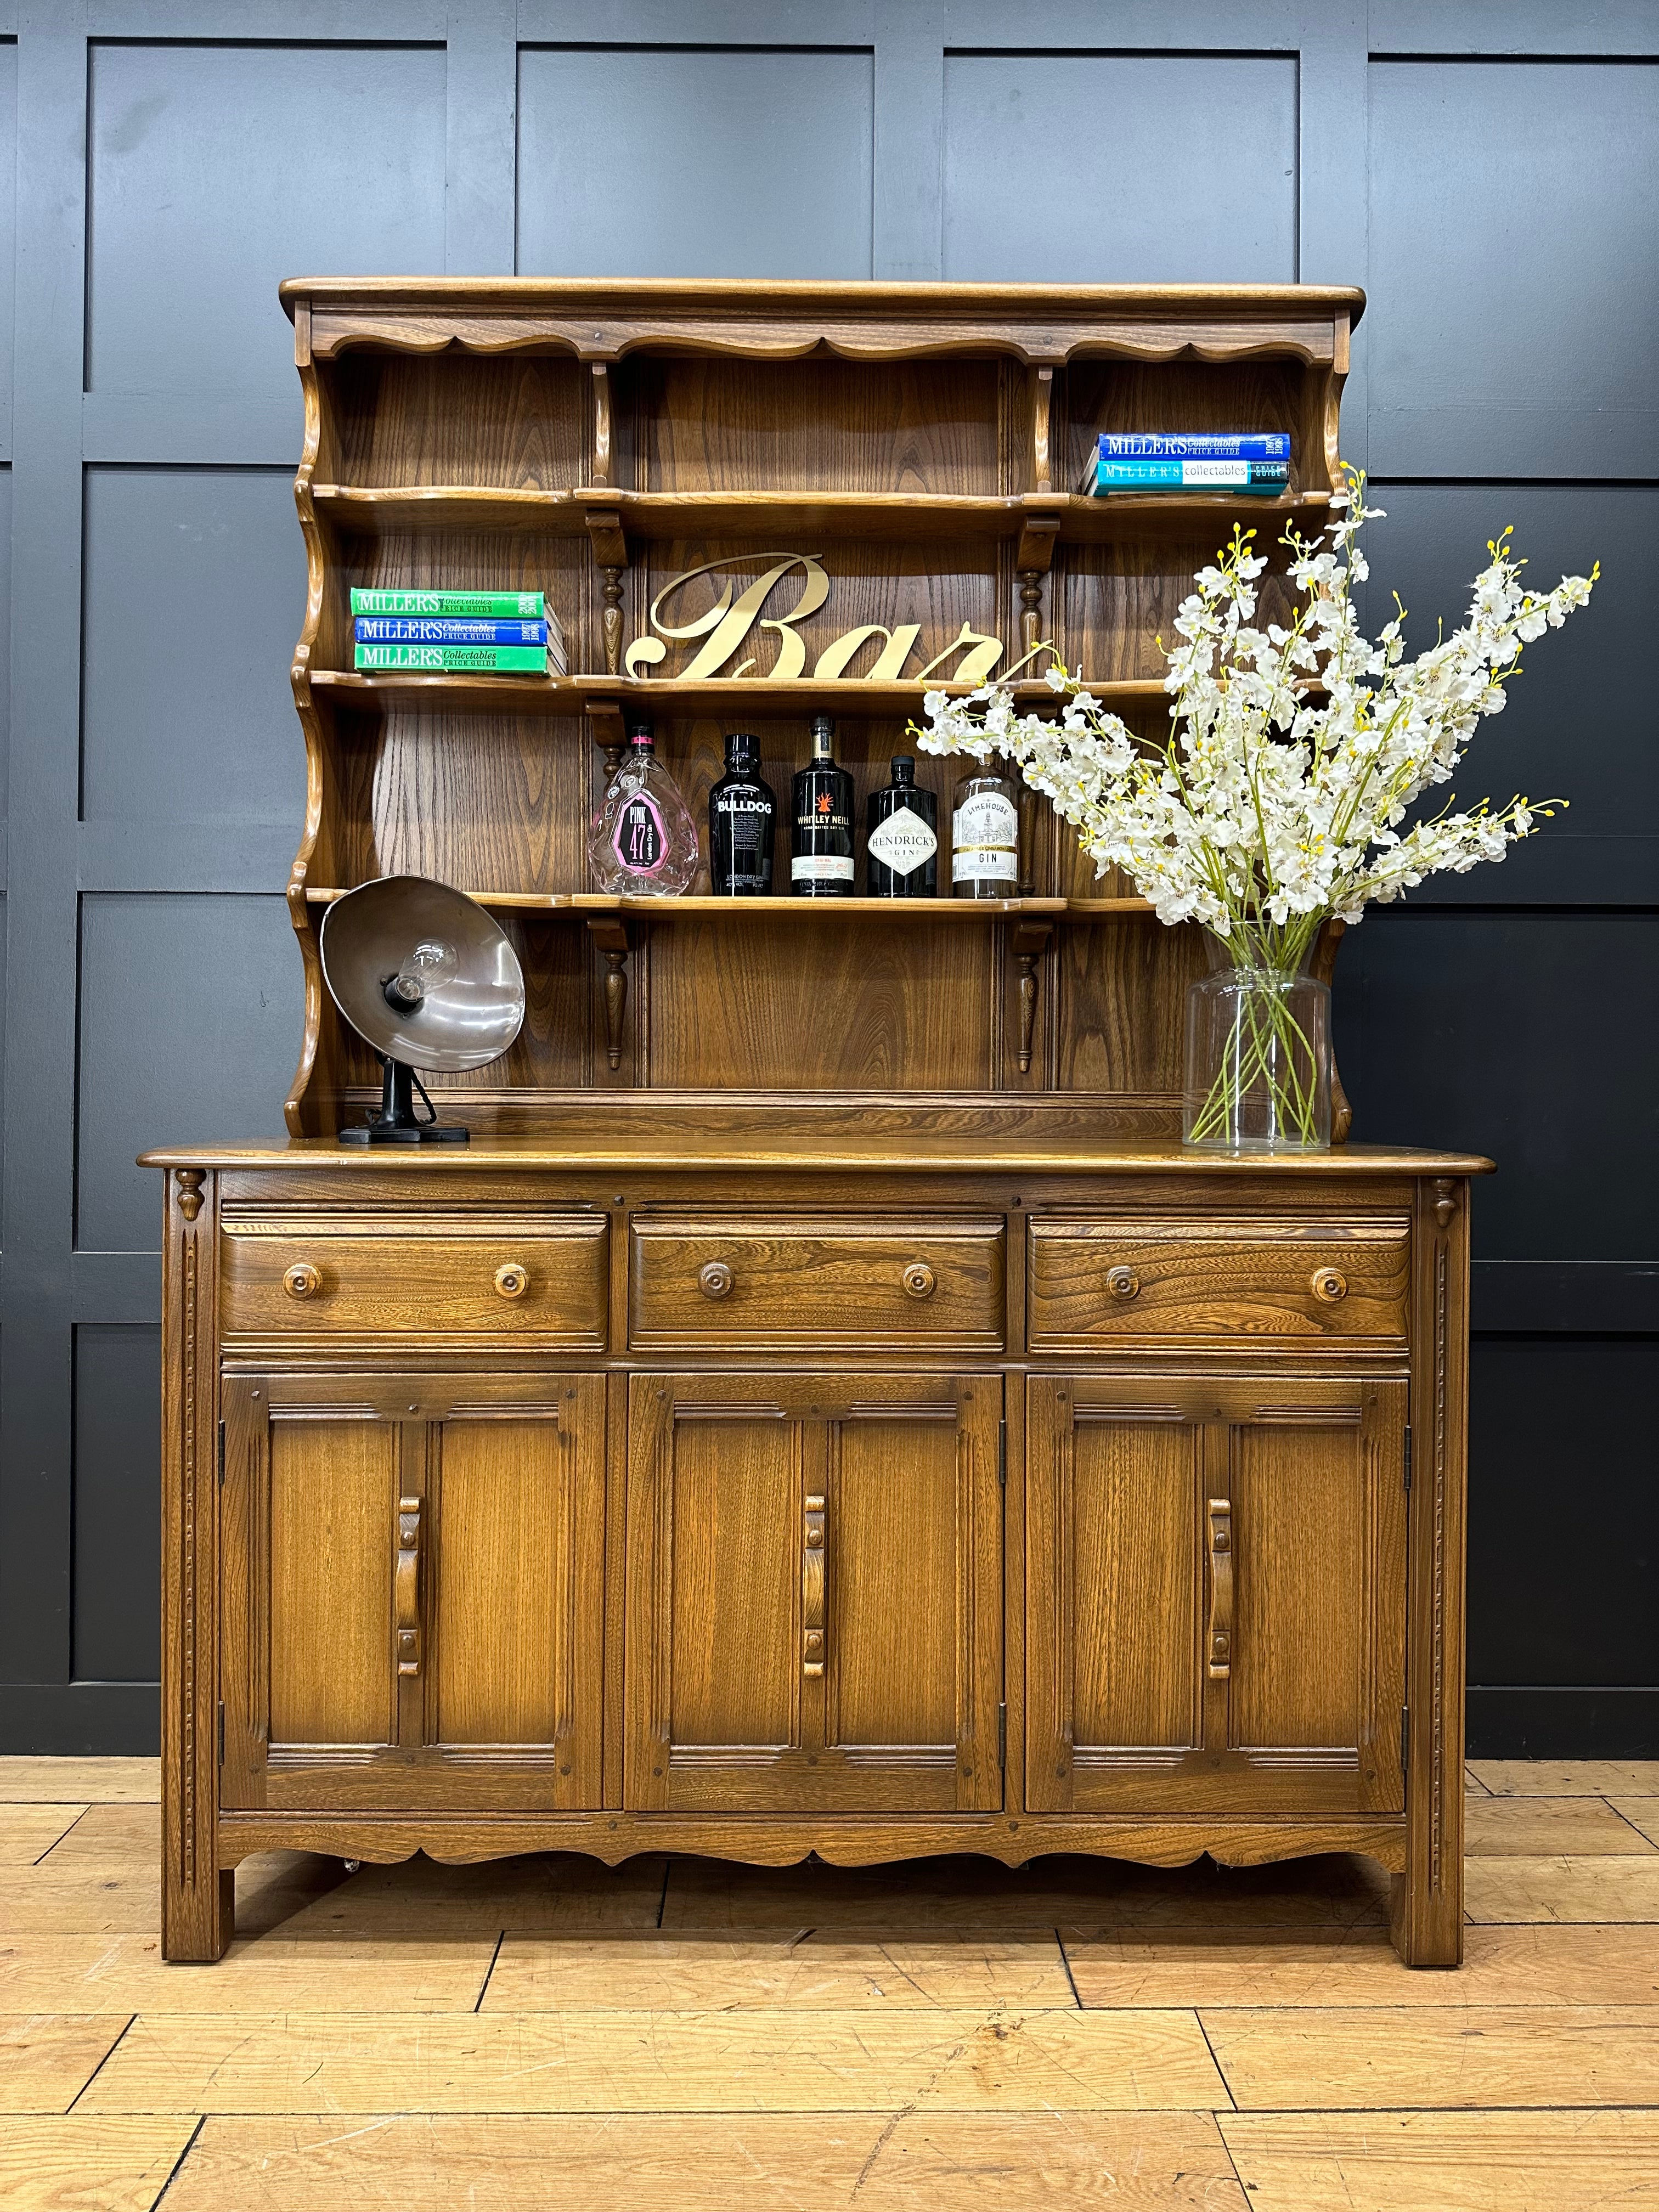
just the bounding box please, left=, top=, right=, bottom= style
left=350, top=588, right=545, bottom=618
left=353, top=642, right=550, bottom=673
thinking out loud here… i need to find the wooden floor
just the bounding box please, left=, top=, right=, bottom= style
left=1, top=1760, right=1656, bottom=2208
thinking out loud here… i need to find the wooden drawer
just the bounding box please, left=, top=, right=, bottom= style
left=1027, top=1216, right=1410, bottom=1348
left=220, top=1212, right=610, bottom=1347
left=629, top=1216, right=1006, bottom=1351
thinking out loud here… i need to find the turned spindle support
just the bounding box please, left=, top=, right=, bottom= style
left=1011, top=922, right=1053, bottom=1076
left=586, top=918, right=632, bottom=1072
left=601, top=567, right=624, bottom=676
left=1018, top=569, right=1043, bottom=653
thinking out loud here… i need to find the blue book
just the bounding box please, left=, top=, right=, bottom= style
left=353, top=617, right=548, bottom=645
left=1093, top=431, right=1291, bottom=461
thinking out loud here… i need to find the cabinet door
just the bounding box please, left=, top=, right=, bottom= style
left=221, top=1373, right=605, bottom=1811
left=625, top=1373, right=1003, bottom=1813
left=1026, top=1374, right=1406, bottom=1816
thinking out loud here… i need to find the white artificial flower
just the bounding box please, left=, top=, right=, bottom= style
left=909, top=469, right=1598, bottom=971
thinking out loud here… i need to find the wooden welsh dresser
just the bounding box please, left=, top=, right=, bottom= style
left=145, top=279, right=1483, bottom=1966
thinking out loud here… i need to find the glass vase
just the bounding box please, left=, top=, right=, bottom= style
left=1183, top=959, right=1331, bottom=1151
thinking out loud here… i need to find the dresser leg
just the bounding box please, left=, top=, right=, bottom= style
left=161, top=1165, right=231, bottom=1961
left=163, top=1864, right=234, bottom=1962
left=1391, top=1175, right=1470, bottom=1968
left=1390, top=1857, right=1462, bottom=1967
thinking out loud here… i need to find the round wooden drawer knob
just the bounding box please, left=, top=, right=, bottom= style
left=699, top=1261, right=735, bottom=1301
left=902, top=1262, right=936, bottom=1300
left=1312, top=1267, right=1349, bottom=1304
left=494, top=1263, right=529, bottom=1300
left=282, top=1262, right=322, bottom=1301
left=1107, top=1266, right=1140, bottom=1300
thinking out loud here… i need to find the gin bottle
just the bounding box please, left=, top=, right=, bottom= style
left=951, top=755, right=1020, bottom=900
left=790, top=715, right=854, bottom=898
left=865, top=754, right=938, bottom=898
left=709, top=731, right=777, bottom=895
left=589, top=718, right=698, bottom=895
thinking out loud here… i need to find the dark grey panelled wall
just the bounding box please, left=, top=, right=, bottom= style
left=0, top=2, right=1653, bottom=1754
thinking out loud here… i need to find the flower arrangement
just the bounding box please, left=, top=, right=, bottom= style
left=912, top=471, right=1598, bottom=1146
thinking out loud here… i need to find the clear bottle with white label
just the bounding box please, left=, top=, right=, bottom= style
left=588, top=718, right=699, bottom=895
left=865, top=755, right=938, bottom=898
left=951, top=755, right=1020, bottom=900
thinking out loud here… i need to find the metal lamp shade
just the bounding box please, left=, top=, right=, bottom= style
left=318, top=876, right=526, bottom=1073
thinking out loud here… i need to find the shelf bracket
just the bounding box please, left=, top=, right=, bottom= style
left=580, top=505, right=631, bottom=680
left=586, top=917, right=633, bottom=1071
left=1011, top=919, right=1053, bottom=1075
left=584, top=695, right=628, bottom=772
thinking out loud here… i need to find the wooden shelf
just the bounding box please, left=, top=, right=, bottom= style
left=308, top=671, right=1175, bottom=722
left=313, top=481, right=1332, bottom=546
left=314, top=486, right=581, bottom=535
left=302, top=886, right=1152, bottom=920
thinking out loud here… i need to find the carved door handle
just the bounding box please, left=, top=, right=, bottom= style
left=1107, top=1266, right=1140, bottom=1300
left=1207, top=1497, right=1232, bottom=1679
left=699, top=1261, right=734, bottom=1300
left=396, top=1496, right=422, bottom=1677
left=902, top=1261, right=936, bottom=1300
left=282, top=1262, right=322, bottom=1300
left=803, top=1491, right=826, bottom=1677
left=1311, top=1267, right=1348, bottom=1304
left=494, top=1262, right=529, bottom=1300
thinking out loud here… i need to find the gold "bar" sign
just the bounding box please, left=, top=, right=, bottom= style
left=624, top=552, right=1053, bottom=685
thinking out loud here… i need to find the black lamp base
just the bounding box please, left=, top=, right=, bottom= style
left=337, top=1058, right=471, bottom=1147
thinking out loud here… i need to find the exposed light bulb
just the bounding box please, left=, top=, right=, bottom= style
left=408, top=938, right=459, bottom=984
left=383, top=936, right=459, bottom=1013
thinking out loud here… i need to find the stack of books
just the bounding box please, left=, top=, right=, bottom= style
left=1078, top=432, right=1290, bottom=496
left=352, top=589, right=567, bottom=673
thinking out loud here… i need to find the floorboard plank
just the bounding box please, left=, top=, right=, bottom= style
left=0, top=1810, right=87, bottom=1870
left=32, top=1808, right=155, bottom=1865
left=78, top=2006, right=1227, bottom=2115
left=1065, top=1921, right=1659, bottom=2006
left=0, top=2017, right=133, bottom=2117
left=1220, top=2108, right=1659, bottom=2212
left=1610, top=1798, right=1659, bottom=1848
left=1468, top=1760, right=1659, bottom=1797
left=1204, top=2006, right=1659, bottom=2110
left=483, top=1929, right=1075, bottom=2011
left=1465, top=1855, right=1659, bottom=1924
left=161, top=2110, right=1245, bottom=2210
left=0, top=1763, right=158, bottom=1806
left=1465, top=1796, right=1657, bottom=1857
left=0, top=1930, right=499, bottom=2015
left=0, top=2114, right=199, bottom=2210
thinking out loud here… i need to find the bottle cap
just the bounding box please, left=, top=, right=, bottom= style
left=810, top=714, right=833, bottom=754
left=627, top=717, right=654, bottom=749
left=725, top=731, right=760, bottom=765
left=890, top=754, right=915, bottom=783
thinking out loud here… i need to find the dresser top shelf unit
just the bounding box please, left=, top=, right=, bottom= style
left=284, top=277, right=1359, bottom=1138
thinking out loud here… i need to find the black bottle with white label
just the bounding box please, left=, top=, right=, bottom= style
left=790, top=715, right=854, bottom=897
left=865, top=755, right=938, bottom=898
left=709, top=731, right=777, bottom=895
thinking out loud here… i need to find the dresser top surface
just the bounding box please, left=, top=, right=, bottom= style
left=140, top=1105, right=1489, bottom=1178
